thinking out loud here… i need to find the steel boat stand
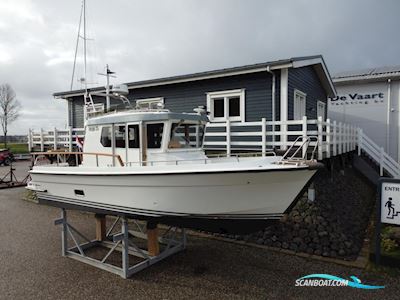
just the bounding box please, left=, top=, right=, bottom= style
left=54, top=209, right=187, bottom=278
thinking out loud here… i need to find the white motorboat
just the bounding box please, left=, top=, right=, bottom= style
left=28, top=106, right=320, bottom=233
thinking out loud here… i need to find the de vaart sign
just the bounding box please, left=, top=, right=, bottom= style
left=329, top=92, right=385, bottom=106
left=375, top=178, right=400, bottom=264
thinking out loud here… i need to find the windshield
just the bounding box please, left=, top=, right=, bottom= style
left=169, top=122, right=205, bottom=149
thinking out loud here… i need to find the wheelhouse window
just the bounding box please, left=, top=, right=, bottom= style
left=293, top=90, right=306, bottom=120
left=169, top=123, right=205, bottom=149
left=114, top=125, right=126, bottom=148
left=207, top=89, right=245, bottom=122
left=128, top=124, right=140, bottom=148
left=100, top=126, right=112, bottom=147
left=136, top=97, right=164, bottom=109
left=317, top=101, right=326, bottom=120
left=147, top=123, right=164, bottom=149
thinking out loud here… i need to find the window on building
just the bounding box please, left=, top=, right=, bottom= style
left=317, top=101, right=326, bottom=120
left=100, top=126, right=112, bottom=147
left=136, top=97, right=164, bottom=109
left=128, top=124, right=140, bottom=148
left=147, top=123, right=164, bottom=148
left=207, top=89, right=245, bottom=122
left=293, top=90, right=306, bottom=120
left=114, top=125, right=126, bottom=148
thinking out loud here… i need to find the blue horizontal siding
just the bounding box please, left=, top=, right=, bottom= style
left=288, top=66, right=327, bottom=120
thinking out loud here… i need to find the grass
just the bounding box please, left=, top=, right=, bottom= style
left=0, top=143, right=29, bottom=154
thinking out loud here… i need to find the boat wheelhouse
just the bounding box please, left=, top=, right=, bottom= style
left=82, top=109, right=209, bottom=167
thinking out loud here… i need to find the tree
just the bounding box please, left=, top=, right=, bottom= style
left=0, top=84, right=21, bottom=148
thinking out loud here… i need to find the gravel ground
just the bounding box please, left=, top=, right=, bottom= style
left=0, top=188, right=399, bottom=300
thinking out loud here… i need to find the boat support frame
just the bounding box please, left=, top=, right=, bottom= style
left=55, top=209, right=187, bottom=278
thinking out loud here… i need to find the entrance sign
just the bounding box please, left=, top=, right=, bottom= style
left=375, top=178, right=400, bottom=264
left=380, top=181, right=400, bottom=225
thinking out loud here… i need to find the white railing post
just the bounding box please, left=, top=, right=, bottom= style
left=380, top=147, right=384, bottom=176
left=40, top=128, right=44, bottom=152
left=302, top=116, right=307, bottom=159
left=53, top=127, right=58, bottom=150
left=351, top=125, right=354, bottom=151
left=317, top=116, right=323, bottom=160
left=338, top=122, right=343, bottom=155
left=358, top=128, right=363, bottom=156
left=281, top=122, right=287, bottom=151
left=226, top=120, right=231, bottom=157
left=342, top=123, right=346, bottom=154
left=326, top=118, right=331, bottom=158
left=69, top=127, right=73, bottom=152
left=195, top=125, right=200, bottom=148
left=351, top=126, right=354, bottom=151
left=261, top=118, right=266, bottom=157
left=28, top=128, right=32, bottom=152
left=346, top=124, right=350, bottom=153
left=332, top=120, right=337, bottom=156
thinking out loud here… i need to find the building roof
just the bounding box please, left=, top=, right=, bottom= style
left=333, top=65, right=400, bottom=84
left=54, top=55, right=336, bottom=98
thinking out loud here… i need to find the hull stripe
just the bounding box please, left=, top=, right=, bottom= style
left=37, top=192, right=283, bottom=220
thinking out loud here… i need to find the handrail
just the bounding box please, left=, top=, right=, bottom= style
left=31, top=151, right=124, bottom=167
left=125, top=151, right=277, bottom=167
left=358, top=130, right=400, bottom=178
left=280, top=136, right=318, bottom=161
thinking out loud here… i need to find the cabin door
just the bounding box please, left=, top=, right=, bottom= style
left=113, top=123, right=128, bottom=165
left=126, top=122, right=141, bottom=165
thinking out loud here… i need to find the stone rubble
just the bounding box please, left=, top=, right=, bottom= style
left=222, top=167, right=375, bottom=260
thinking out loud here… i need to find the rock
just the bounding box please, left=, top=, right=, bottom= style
left=274, top=241, right=282, bottom=248
left=312, top=237, right=319, bottom=244
left=299, top=229, right=308, bottom=237
left=318, top=231, right=328, bottom=237
left=314, top=249, right=322, bottom=256
left=293, top=237, right=302, bottom=244
left=289, top=243, right=298, bottom=251
left=338, top=249, right=346, bottom=256
left=282, top=242, right=289, bottom=249
left=299, top=243, right=307, bottom=252
left=344, top=241, right=353, bottom=248
left=264, top=239, right=272, bottom=246
left=256, top=238, right=264, bottom=245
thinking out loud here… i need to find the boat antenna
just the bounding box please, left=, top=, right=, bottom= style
left=83, top=0, right=87, bottom=93
left=70, top=0, right=84, bottom=90
left=98, top=64, right=116, bottom=111
left=70, top=0, right=89, bottom=92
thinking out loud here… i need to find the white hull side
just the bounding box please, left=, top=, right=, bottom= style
left=29, top=169, right=315, bottom=217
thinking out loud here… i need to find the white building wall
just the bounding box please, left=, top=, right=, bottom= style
left=328, top=79, right=400, bottom=162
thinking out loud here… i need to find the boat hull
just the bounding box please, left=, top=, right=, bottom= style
left=29, top=168, right=315, bottom=233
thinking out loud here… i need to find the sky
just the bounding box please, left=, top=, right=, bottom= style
left=0, top=0, right=399, bottom=134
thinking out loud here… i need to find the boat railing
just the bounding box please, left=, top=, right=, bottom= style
left=31, top=151, right=125, bottom=167
left=277, top=136, right=318, bottom=165
left=31, top=151, right=276, bottom=168
left=125, top=151, right=277, bottom=167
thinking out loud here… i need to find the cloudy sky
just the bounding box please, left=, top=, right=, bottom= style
left=0, top=0, right=399, bottom=134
